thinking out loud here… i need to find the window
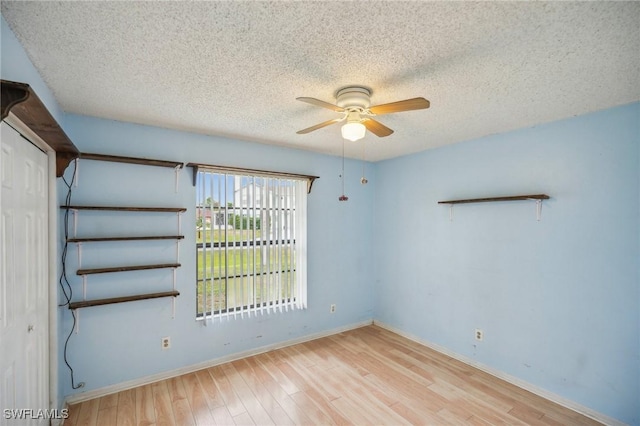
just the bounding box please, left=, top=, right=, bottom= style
left=196, top=168, right=307, bottom=321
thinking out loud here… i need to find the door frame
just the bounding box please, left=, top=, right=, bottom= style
left=3, top=113, right=59, bottom=413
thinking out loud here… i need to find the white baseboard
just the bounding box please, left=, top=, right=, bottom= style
left=63, top=320, right=373, bottom=406
left=63, top=318, right=622, bottom=426
left=373, top=320, right=624, bottom=426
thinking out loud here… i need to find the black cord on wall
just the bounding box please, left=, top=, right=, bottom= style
left=58, top=160, right=84, bottom=390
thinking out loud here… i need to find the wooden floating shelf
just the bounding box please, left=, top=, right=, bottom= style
left=80, top=152, right=183, bottom=169
left=61, top=205, right=187, bottom=213
left=77, top=263, right=181, bottom=276
left=69, top=291, right=180, bottom=310
left=68, top=235, right=184, bottom=243
left=186, top=162, right=319, bottom=194
left=438, top=194, right=550, bottom=205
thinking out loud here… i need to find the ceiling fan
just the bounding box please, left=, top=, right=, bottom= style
left=296, top=86, right=430, bottom=141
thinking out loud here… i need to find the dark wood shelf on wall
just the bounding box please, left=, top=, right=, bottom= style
left=59, top=152, right=186, bottom=320
left=68, top=235, right=184, bottom=243
left=438, top=194, right=550, bottom=204
left=76, top=263, right=181, bottom=276
left=79, top=152, right=183, bottom=169
left=1, top=79, right=79, bottom=176
left=68, top=291, right=180, bottom=310
left=61, top=205, right=187, bottom=213
left=186, top=162, right=320, bottom=193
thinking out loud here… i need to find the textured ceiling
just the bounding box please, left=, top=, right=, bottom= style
left=2, top=1, right=639, bottom=161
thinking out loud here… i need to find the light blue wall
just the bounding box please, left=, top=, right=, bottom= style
left=1, top=15, right=64, bottom=123
left=3, top=13, right=639, bottom=424
left=59, top=114, right=375, bottom=397
left=373, top=103, right=640, bottom=425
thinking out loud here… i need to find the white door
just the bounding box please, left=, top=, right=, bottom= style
left=0, top=122, right=49, bottom=426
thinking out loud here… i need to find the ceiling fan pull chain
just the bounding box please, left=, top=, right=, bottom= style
left=339, top=139, right=348, bottom=201
left=360, top=142, right=368, bottom=184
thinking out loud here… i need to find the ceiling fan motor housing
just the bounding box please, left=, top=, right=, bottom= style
left=336, top=86, right=371, bottom=110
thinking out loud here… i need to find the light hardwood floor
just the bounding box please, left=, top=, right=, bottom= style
left=64, top=325, right=602, bottom=425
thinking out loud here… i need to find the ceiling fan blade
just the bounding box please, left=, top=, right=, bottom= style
left=296, top=118, right=343, bottom=134
left=296, top=97, right=345, bottom=112
left=363, top=119, right=394, bottom=137
left=368, top=97, right=430, bottom=115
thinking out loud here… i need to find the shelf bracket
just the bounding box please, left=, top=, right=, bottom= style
left=172, top=268, right=177, bottom=291
left=74, top=158, right=80, bottom=187
left=72, top=209, right=78, bottom=238
left=536, top=199, right=542, bottom=221
left=174, top=165, right=181, bottom=193
left=190, top=165, right=199, bottom=186
left=449, top=205, right=454, bottom=222
left=77, top=242, right=83, bottom=268
left=172, top=268, right=177, bottom=319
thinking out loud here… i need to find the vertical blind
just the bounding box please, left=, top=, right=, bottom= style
left=196, top=168, right=307, bottom=322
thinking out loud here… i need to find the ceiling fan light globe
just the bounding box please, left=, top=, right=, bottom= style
left=341, top=122, right=366, bottom=141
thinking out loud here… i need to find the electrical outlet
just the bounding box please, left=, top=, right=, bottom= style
left=330, top=304, right=336, bottom=313
left=475, top=329, right=483, bottom=341
left=161, top=336, right=171, bottom=350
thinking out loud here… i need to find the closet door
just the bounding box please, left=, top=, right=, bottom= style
left=0, top=122, right=49, bottom=425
